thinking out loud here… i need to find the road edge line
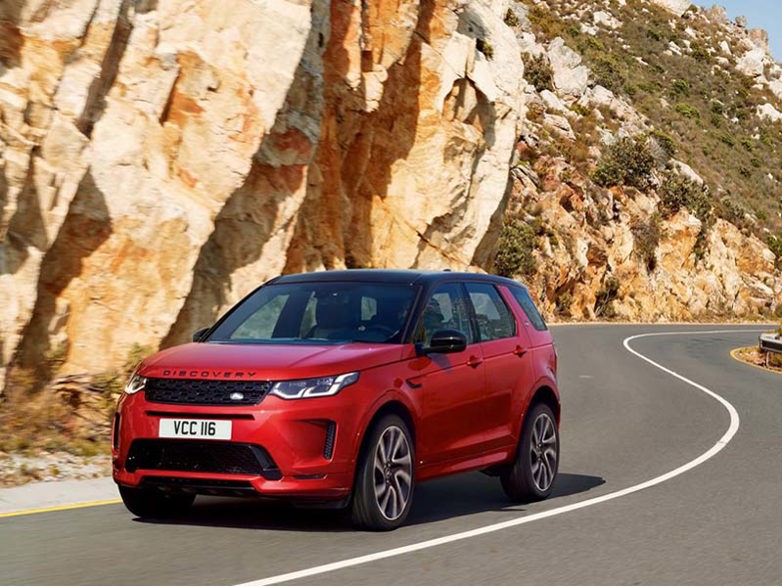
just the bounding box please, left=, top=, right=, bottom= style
left=0, top=498, right=122, bottom=519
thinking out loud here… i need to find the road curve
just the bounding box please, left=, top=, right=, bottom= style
left=2, top=324, right=780, bottom=585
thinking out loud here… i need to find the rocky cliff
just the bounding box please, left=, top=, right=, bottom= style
left=1, top=0, right=781, bottom=388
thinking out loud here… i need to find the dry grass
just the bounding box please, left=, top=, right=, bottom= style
left=0, top=344, right=153, bottom=485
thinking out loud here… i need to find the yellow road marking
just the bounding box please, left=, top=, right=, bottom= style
left=730, top=347, right=782, bottom=376
left=0, top=498, right=121, bottom=519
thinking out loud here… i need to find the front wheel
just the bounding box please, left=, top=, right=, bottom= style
left=351, top=414, right=415, bottom=531
left=501, top=403, right=559, bottom=502
left=119, top=485, right=195, bottom=519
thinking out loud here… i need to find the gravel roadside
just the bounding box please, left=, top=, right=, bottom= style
left=0, top=451, right=112, bottom=488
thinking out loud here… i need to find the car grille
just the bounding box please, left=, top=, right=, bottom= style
left=125, top=439, right=281, bottom=479
left=144, top=378, right=271, bottom=406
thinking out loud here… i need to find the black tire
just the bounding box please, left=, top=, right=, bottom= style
left=119, top=485, right=195, bottom=519
left=351, top=414, right=415, bottom=531
left=501, top=403, right=559, bottom=502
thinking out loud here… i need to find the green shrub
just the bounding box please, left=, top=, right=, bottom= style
left=768, top=233, right=782, bottom=267
left=675, top=102, right=700, bottom=119
left=592, top=136, right=655, bottom=189
left=717, top=196, right=747, bottom=228
left=659, top=173, right=712, bottom=222
left=650, top=130, right=676, bottom=159
left=710, top=100, right=725, bottom=115
left=632, top=212, right=662, bottom=271
left=476, top=38, right=494, bottom=60
left=577, top=36, right=607, bottom=53
left=591, top=56, right=626, bottom=93
left=690, top=41, right=710, bottom=62
left=504, top=8, right=520, bottom=27
left=595, top=275, right=621, bottom=318
left=718, top=132, right=736, bottom=146
left=671, top=79, right=690, bottom=96
left=556, top=291, right=573, bottom=317
left=494, top=217, right=537, bottom=277
left=522, top=53, right=554, bottom=92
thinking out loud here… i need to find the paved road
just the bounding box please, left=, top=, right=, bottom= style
left=2, top=325, right=779, bottom=585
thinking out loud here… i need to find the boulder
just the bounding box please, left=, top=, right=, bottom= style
left=547, top=37, right=589, bottom=98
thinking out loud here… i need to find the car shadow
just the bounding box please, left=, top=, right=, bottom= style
left=406, top=471, right=605, bottom=526
left=134, top=471, right=604, bottom=532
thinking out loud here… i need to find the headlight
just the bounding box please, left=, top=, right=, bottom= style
left=124, top=372, right=147, bottom=395
left=269, top=372, right=359, bottom=399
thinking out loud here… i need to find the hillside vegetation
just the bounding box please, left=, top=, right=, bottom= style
left=491, top=0, right=782, bottom=321
left=526, top=0, right=782, bottom=238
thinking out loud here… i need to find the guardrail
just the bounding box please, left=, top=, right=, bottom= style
left=759, top=333, right=782, bottom=365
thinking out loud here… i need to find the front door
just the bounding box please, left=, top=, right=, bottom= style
left=408, top=283, right=486, bottom=466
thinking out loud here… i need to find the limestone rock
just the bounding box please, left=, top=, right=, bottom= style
left=757, top=103, right=782, bottom=123
left=670, top=159, right=704, bottom=185
left=547, top=37, right=589, bottom=98
left=736, top=47, right=767, bottom=77
left=769, top=79, right=782, bottom=101
left=593, top=10, right=620, bottom=30
left=650, top=0, right=691, bottom=17
left=748, top=29, right=770, bottom=52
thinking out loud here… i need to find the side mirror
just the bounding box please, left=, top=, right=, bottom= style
left=192, top=327, right=210, bottom=342
left=419, top=329, right=468, bottom=355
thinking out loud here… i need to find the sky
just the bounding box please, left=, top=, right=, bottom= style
left=692, top=1, right=782, bottom=61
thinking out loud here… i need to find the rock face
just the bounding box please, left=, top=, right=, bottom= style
left=515, top=157, right=781, bottom=321
left=0, top=0, right=524, bottom=386
left=1, top=0, right=781, bottom=389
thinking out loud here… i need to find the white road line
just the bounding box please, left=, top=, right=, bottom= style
left=239, top=329, right=758, bottom=586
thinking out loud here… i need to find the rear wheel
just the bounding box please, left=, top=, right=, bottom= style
left=501, top=403, right=559, bottom=502
left=351, top=414, right=414, bottom=531
left=119, top=485, right=195, bottom=519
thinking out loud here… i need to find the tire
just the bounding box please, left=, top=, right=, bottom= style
left=351, top=414, right=415, bottom=531
left=119, top=485, right=195, bottom=519
left=501, top=403, right=559, bottom=502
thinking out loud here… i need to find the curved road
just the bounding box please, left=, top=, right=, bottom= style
left=2, top=325, right=780, bottom=585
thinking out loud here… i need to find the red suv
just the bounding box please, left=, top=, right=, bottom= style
left=113, top=270, right=560, bottom=530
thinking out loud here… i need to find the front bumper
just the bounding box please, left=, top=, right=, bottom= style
left=112, top=391, right=365, bottom=502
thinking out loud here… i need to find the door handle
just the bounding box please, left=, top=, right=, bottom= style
left=513, top=346, right=527, bottom=358
left=466, top=355, right=483, bottom=368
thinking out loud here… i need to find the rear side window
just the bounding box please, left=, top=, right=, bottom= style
left=510, top=288, right=548, bottom=331
left=465, top=283, right=516, bottom=341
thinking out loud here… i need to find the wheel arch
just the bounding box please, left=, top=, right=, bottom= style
left=530, top=385, right=560, bottom=424
left=358, top=400, right=416, bottom=457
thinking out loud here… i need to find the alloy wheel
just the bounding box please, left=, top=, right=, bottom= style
left=372, top=425, right=413, bottom=520
left=529, top=412, right=558, bottom=492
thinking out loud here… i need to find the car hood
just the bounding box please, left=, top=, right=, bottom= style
left=137, top=341, right=408, bottom=380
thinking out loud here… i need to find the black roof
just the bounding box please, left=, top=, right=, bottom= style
left=271, top=268, right=526, bottom=289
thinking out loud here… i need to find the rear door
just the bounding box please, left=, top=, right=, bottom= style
left=465, top=282, right=532, bottom=451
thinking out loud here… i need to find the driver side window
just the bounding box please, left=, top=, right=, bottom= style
left=414, top=284, right=474, bottom=345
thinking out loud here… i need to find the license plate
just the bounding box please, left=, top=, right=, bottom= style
left=159, top=418, right=231, bottom=440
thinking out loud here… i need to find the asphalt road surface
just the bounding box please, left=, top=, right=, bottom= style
left=2, top=324, right=780, bottom=585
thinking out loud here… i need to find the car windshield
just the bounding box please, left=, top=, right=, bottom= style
left=207, top=281, right=417, bottom=344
